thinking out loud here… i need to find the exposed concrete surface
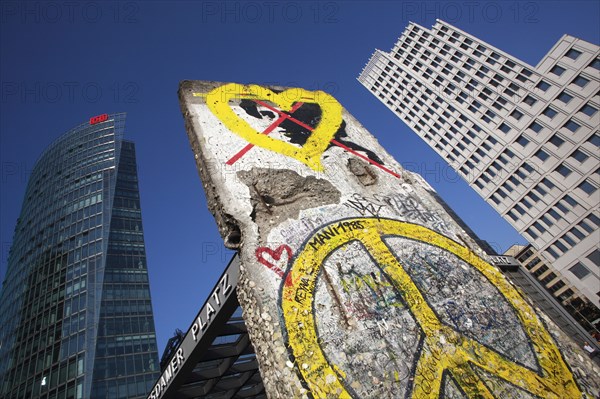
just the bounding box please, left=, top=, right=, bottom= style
left=238, top=168, right=340, bottom=238
left=179, top=80, right=599, bottom=399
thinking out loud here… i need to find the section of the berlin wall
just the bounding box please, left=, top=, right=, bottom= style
left=178, top=81, right=599, bottom=399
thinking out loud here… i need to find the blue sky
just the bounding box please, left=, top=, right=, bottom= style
left=1, top=1, right=599, bottom=354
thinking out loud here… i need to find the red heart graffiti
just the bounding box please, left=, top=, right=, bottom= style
left=256, top=244, right=292, bottom=278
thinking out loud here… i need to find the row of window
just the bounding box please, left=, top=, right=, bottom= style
left=100, top=300, right=153, bottom=317
left=2, top=345, right=83, bottom=398
left=435, top=24, right=534, bottom=83
left=544, top=214, right=600, bottom=260
left=99, top=315, right=155, bottom=338
left=392, top=27, right=599, bottom=194
left=96, top=334, right=157, bottom=358
left=102, top=286, right=152, bottom=301
left=550, top=56, right=600, bottom=76
left=29, top=127, right=114, bottom=190
left=376, top=62, right=499, bottom=169
left=18, top=191, right=103, bottom=255
left=517, top=247, right=578, bottom=303
left=504, top=101, right=597, bottom=138
left=399, top=27, right=535, bottom=120
left=91, top=371, right=157, bottom=399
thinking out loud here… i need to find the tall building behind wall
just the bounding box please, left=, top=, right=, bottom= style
left=0, top=113, right=160, bottom=399
left=358, top=20, right=600, bottom=311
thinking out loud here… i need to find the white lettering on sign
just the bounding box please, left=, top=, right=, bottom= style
left=148, top=348, right=185, bottom=399
left=491, top=256, right=518, bottom=265
left=149, top=270, right=235, bottom=399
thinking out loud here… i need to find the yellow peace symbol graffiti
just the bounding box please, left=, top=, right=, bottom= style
left=280, top=218, right=583, bottom=398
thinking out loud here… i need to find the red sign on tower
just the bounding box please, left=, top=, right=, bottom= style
left=90, top=114, right=108, bottom=125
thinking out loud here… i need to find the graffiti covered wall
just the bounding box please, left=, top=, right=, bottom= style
left=178, top=81, right=599, bottom=398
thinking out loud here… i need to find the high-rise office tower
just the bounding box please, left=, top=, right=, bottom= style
left=0, top=113, right=160, bottom=399
left=359, top=20, right=600, bottom=309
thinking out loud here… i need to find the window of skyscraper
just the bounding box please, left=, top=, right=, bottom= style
left=580, top=104, right=598, bottom=116
left=523, top=95, right=537, bottom=106
left=526, top=227, right=538, bottom=239
left=589, top=58, right=600, bottom=70
left=570, top=149, right=589, bottom=163
left=532, top=263, right=549, bottom=277
left=536, top=81, right=551, bottom=91
left=569, top=227, right=586, bottom=240
left=532, top=221, right=544, bottom=233
left=556, top=164, right=572, bottom=177
left=572, top=76, right=590, bottom=88
left=504, top=86, right=517, bottom=99
left=549, top=135, right=565, bottom=147
left=499, top=123, right=511, bottom=133
left=516, top=169, right=528, bottom=181
left=587, top=249, right=600, bottom=266
left=569, top=262, right=591, bottom=279
left=554, top=240, right=568, bottom=253
left=529, top=121, right=544, bottom=133
left=563, top=120, right=581, bottom=132
left=565, top=48, right=582, bottom=60
left=578, top=180, right=597, bottom=195
left=587, top=213, right=600, bottom=227
left=542, top=178, right=556, bottom=190
left=578, top=219, right=594, bottom=233
left=511, top=109, right=524, bottom=120
left=482, top=110, right=496, bottom=123
left=587, top=133, right=600, bottom=147
left=534, top=184, right=547, bottom=196
left=563, top=194, right=577, bottom=208
left=541, top=214, right=554, bottom=227
left=535, top=149, right=550, bottom=161
left=542, top=107, right=558, bottom=119
left=557, top=91, right=573, bottom=103
left=516, top=74, right=529, bottom=83
left=516, top=135, right=530, bottom=147
left=528, top=191, right=540, bottom=203
left=521, top=197, right=533, bottom=209
left=550, top=65, right=566, bottom=76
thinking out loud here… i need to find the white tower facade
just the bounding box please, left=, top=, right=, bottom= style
left=359, top=20, right=599, bottom=307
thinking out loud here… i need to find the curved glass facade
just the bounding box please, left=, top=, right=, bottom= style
left=0, top=113, right=159, bottom=399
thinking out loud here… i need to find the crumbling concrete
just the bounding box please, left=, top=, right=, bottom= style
left=179, top=80, right=600, bottom=399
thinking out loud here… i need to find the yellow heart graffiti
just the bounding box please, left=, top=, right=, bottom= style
left=281, top=218, right=584, bottom=399
left=205, top=83, right=343, bottom=171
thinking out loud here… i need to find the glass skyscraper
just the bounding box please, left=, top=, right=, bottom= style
left=0, top=113, right=159, bottom=399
